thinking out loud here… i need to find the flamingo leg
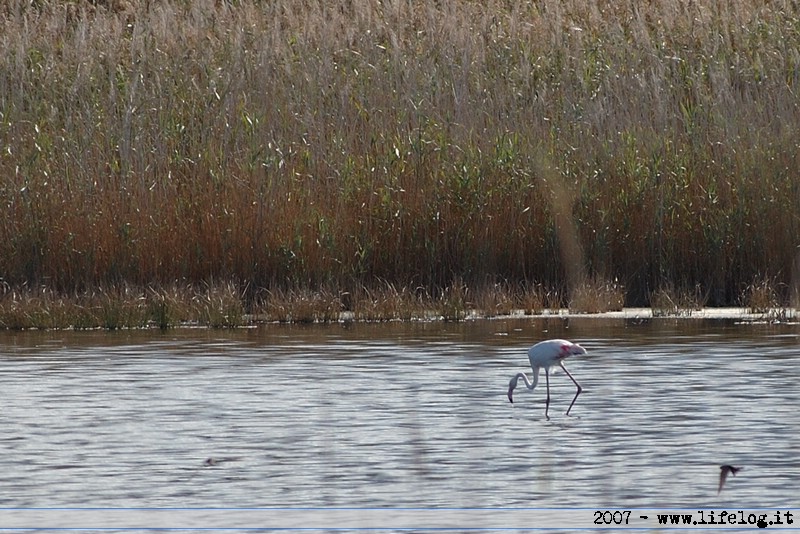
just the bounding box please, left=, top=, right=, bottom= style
left=560, top=362, right=583, bottom=416
left=544, top=368, right=551, bottom=420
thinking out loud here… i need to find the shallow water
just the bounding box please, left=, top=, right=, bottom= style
left=1, top=318, right=798, bottom=522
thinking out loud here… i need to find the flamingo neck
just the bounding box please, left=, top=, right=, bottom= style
left=519, top=367, right=539, bottom=390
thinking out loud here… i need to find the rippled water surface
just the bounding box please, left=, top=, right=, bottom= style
left=1, top=318, right=798, bottom=513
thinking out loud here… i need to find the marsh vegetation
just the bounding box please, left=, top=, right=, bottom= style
left=1, top=0, right=799, bottom=327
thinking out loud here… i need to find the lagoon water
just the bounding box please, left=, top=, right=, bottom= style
left=1, top=317, right=798, bottom=528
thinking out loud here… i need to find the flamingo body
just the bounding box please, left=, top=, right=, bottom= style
left=507, top=339, right=586, bottom=419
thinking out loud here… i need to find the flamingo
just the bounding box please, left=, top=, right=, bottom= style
left=507, top=339, right=586, bottom=419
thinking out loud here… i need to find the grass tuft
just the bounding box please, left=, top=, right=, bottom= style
left=437, top=280, right=469, bottom=322
left=569, top=278, right=625, bottom=314
left=472, top=282, right=517, bottom=318
left=262, top=287, right=342, bottom=324
left=741, top=276, right=785, bottom=316
left=650, top=284, right=706, bottom=317
left=195, top=282, right=245, bottom=328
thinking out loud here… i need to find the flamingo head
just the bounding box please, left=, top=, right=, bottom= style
left=563, top=342, right=587, bottom=356
left=507, top=375, right=518, bottom=403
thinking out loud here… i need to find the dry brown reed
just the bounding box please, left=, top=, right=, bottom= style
left=650, top=284, right=707, bottom=317
left=350, top=284, right=430, bottom=322
left=742, top=276, right=782, bottom=313
left=569, top=277, right=625, bottom=314
left=0, top=283, right=247, bottom=329
left=1, top=0, right=799, bottom=321
left=260, top=287, right=343, bottom=323
left=472, top=282, right=517, bottom=318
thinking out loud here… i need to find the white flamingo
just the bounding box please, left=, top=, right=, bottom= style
left=507, top=339, right=586, bottom=419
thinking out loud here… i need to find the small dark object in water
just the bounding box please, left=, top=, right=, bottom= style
left=718, top=465, right=742, bottom=494
left=203, top=456, right=241, bottom=467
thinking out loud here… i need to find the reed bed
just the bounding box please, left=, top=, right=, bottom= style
left=0, top=283, right=247, bottom=329
left=1, top=0, right=799, bottom=327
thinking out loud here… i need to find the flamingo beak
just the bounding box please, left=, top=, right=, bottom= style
left=507, top=389, right=514, bottom=403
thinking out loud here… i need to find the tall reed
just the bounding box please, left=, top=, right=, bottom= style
left=1, top=0, right=798, bottom=308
